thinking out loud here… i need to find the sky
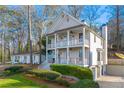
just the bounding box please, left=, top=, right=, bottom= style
left=95, top=6, right=109, bottom=24
left=8, top=5, right=111, bottom=27
left=9, top=5, right=110, bottom=24
left=34, top=5, right=110, bottom=26
left=95, top=6, right=111, bottom=25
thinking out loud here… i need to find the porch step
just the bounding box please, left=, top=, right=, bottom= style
left=38, top=60, right=50, bottom=70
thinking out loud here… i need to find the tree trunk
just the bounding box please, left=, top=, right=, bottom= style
left=28, top=5, right=33, bottom=65
left=38, top=37, right=42, bottom=64
left=116, top=6, right=120, bottom=51
left=8, top=46, right=11, bottom=61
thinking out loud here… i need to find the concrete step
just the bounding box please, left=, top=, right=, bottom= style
left=38, top=60, right=51, bottom=70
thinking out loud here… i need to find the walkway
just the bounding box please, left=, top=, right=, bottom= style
left=97, top=75, right=124, bottom=88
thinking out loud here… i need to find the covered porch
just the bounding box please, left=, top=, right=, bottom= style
left=47, top=47, right=90, bottom=66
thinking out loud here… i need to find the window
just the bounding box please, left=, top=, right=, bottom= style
left=97, top=51, right=100, bottom=61
left=17, top=56, right=20, bottom=62
left=15, top=56, right=17, bottom=62
left=24, top=56, right=27, bottom=62
left=79, top=33, right=83, bottom=42
left=79, top=48, right=82, bottom=61
left=97, top=51, right=103, bottom=61
left=94, top=35, right=96, bottom=42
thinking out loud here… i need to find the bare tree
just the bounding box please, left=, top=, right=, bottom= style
left=81, top=5, right=103, bottom=27
left=108, top=5, right=124, bottom=51
left=28, top=5, right=33, bottom=64
left=66, top=5, right=83, bottom=19
left=116, top=6, right=120, bottom=51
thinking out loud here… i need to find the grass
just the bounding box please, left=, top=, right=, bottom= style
left=0, top=74, right=48, bottom=88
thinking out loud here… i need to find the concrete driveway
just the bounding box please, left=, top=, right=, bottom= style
left=97, top=75, right=124, bottom=88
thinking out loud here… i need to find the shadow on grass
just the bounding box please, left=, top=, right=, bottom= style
left=0, top=74, right=48, bottom=88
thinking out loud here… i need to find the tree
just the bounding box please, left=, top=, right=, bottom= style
left=32, top=5, right=62, bottom=63
left=107, top=5, right=124, bottom=50
left=81, top=5, right=104, bottom=27
left=116, top=6, right=120, bottom=51
left=65, top=5, right=83, bottom=19
left=28, top=5, right=33, bottom=64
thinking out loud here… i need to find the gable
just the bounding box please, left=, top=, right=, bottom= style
left=48, top=12, right=83, bottom=34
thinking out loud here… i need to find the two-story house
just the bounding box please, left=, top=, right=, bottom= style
left=45, top=12, right=107, bottom=80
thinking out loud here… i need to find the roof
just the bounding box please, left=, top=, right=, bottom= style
left=46, top=12, right=104, bottom=40
left=46, top=12, right=83, bottom=35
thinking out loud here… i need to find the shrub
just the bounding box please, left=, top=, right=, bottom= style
left=4, top=66, right=23, bottom=75
left=70, top=79, right=99, bottom=88
left=55, top=78, right=70, bottom=87
left=27, top=69, right=61, bottom=81
left=50, top=64, right=93, bottom=80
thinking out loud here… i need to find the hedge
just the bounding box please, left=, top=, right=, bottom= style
left=70, top=79, right=99, bottom=88
left=4, top=66, right=23, bottom=75
left=27, top=69, right=62, bottom=81
left=50, top=64, right=93, bottom=80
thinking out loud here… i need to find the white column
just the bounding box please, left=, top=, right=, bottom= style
left=46, top=36, right=48, bottom=63
left=67, top=31, right=70, bottom=64
left=82, top=27, right=85, bottom=66
left=55, top=34, right=57, bottom=63
left=102, top=25, right=108, bottom=75
left=103, top=26, right=108, bottom=65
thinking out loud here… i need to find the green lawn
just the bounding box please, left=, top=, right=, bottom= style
left=0, top=74, right=48, bottom=88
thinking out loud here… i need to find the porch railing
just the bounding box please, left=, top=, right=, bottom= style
left=69, top=57, right=83, bottom=65
left=59, top=58, right=67, bottom=64
left=57, top=39, right=67, bottom=47
left=69, top=38, right=83, bottom=46
left=47, top=43, right=55, bottom=48
left=47, top=38, right=89, bottom=48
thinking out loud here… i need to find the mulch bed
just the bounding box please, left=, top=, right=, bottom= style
left=61, top=75, right=78, bottom=84
left=25, top=74, right=66, bottom=88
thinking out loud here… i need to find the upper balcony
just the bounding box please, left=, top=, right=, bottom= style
left=47, top=38, right=90, bottom=49
left=47, top=27, right=90, bottom=49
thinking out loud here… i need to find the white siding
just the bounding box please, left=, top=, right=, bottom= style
left=90, top=32, right=103, bottom=65
left=49, top=14, right=82, bottom=34
left=11, top=53, right=46, bottom=64
left=33, top=54, right=40, bottom=64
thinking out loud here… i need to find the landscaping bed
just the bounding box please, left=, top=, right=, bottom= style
left=25, top=74, right=66, bottom=88
left=0, top=65, right=99, bottom=88
left=26, top=69, right=72, bottom=87
left=50, top=64, right=93, bottom=80
left=50, top=64, right=99, bottom=88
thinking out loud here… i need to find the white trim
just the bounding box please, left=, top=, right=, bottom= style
left=46, top=36, right=48, bottom=63
left=67, top=30, right=70, bottom=64
left=47, top=12, right=83, bottom=35
left=55, top=34, right=57, bottom=63
left=82, top=27, right=85, bottom=66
